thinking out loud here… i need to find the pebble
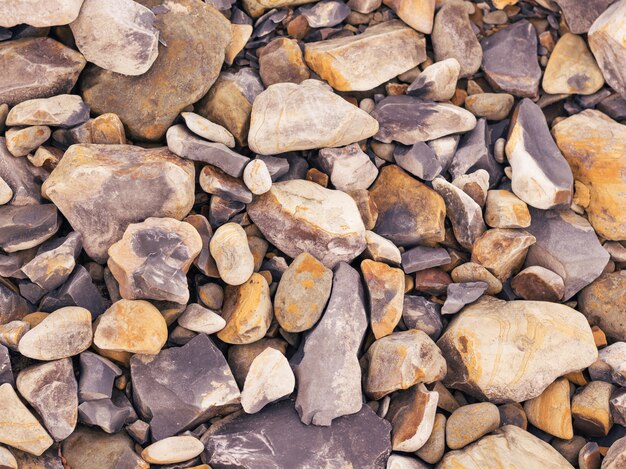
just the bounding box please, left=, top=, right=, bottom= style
left=347, top=0, right=381, bottom=13
left=471, top=228, right=536, bottom=281
left=451, top=262, right=502, bottom=295
left=241, top=348, right=295, bottom=413
left=592, top=342, right=626, bottom=385
left=228, top=338, right=288, bottom=388
left=464, top=93, right=514, bottom=120
left=301, top=0, right=350, bottom=27
left=572, top=380, right=615, bottom=436
left=141, top=436, right=204, bottom=464
left=484, top=190, right=531, bottom=229
left=446, top=402, right=500, bottom=449
left=402, top=295, right=443, bottom=340
left=177, top=303, right=225, bottom=334
left=364, top=230, right=402, bottom=265
left=62, top=426, right=135, bottom=469
left=200, top=164, right=252, bottom=203
left=78, top=351, right=122, bottom=401
left=524, top=377, right=573, bottom=439
left=0, top=321, right=28, bottom=350
left=383, top=0, right=435, bottom=33
left=181, top=112, right=235, bottom=148
left=91, top=113, right=126, bottom=144
left=0, top=447, right=16, bottom=469
left=0, top=176, right=12, bottom=205
left=407, top=58, right=460, bottom=101
left=442, top=281, right=488, bottom=315
left=511, top=266, right=566, bottom=301
left=386, top=384, right=438, bottom=451
left=387, top=454, right=430, bottom=469
left=6, top=94, right=89, bottom=128
left=362, top=259, right=405, bottom=339
left=5, top=125, right=51, bottom=157
left=393, top=142, right=442, bottom=181
left=258, top=37, right=309, bottom=87
left=243, top=159, right=272, bottom=195
left=579, top=441, right=602, bottom=469
left=316, top=144, right=378, bottom=192
left=416, top=412, right=446, bottom=463
left=452, top=169, right=490, bottom=206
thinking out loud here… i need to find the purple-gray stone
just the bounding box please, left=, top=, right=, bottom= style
left=0, top=137, right=42, bottom=205
left=393, top=142, right=442, bottom=181
left=209, top=195, right=245, bottom=228
left=78, top=399, right=133, bottom=434
left=126, top=419, right=150, bottom=445
left=0, top=204, right=60, bottom=253
left=256, top=155, right=290, bottom=181
left=401, top=246, right=451, bottom=274
left=553, top=0, right=615, bottom=34
left=21, top=232, right=82, bottom=291
left=448, top=118, right=501, bottom=186
left=442, top=281, right=489, bottom=315
left=0, top=344, right=13, bottom=385
left=0, top=281, right=32, bottom=325
left=402, top=295, right=443, bottom=340
left=300, top=0, right=351, bottom=28
left=78, top=351, right=122, bottom=402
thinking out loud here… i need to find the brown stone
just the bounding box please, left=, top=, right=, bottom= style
left=414, top=268, right=451, bottom=295
left=578, top=271, right=626, bottom=341
left=511, top=266, right=565, bottom=302
left=259, top=37, right=310, bottom=87
left=464, top=93, right=514, bottom=120
left=385, top=384, right=438, bottom=452
left=5, top=126, right=51, bottom=157
left=471, top=228, right=536, bottom=282
left=446, top=403, right=500, bottom=449
left=524, top=377, right=573, bottom=439
left=572, top=381, right=615, bottom=437
left=485, top=190, right=531, bottom=229
left=361, top=259, right=404, bottom=339
left=382, top=0, right=435, bottom=34
left=416, top=412, right=446, bottom=464
left=91, top=113, right=126, bottom=144
left=451, top=262, right=502, bottom=295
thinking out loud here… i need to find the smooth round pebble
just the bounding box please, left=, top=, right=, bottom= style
left=141, top=436, right=204, bottom=464
left=243, top=159, right=272, bottom=195
left=446, top=402, right=501, bottom=449
left=210, top=222, right=255, bottom=286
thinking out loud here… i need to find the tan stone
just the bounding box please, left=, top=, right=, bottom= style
left=259, top=37, right=310, bottom=87
left=578, top=271, right=626, bottom=341
left=0, top=0, right=83, bottom=27
left=5, top=126, right=51, bottom=157
left=446, top=403, right=500, bottom=449
left=243, top=0, right=316, bottom=17
left=142, top=436, right=204, bottom=464
left=382, top=0, right=435, bottom=34
left=524, top=377, right=573, bottom=439
left=451, top=262, right=502, bottom=295
left=471, top=228, right=536, bottom=281
left=361, top=259, right=404, bottom=339
left=464, top=93, right=514, bottom=120
left=0, top=447, right=16, bottom=469
left=416, top=413, right=446, bottom=464
left=210, top=223, right=254, bottom=286
left=572, top=380, right=615, bottom=436
left=181, top=112, right=235, bottom=148
left=225, top=23, right=253, bottom=65
left=485, top=190, right=531, bottom=228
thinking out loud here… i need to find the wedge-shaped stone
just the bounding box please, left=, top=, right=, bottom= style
left=0, top=0, right=83, bottom=27
left=5, top=125, right=51, bottom=158
left=524, top=377, right=573, bottom=439
left=362, top=259, right=404, bottom=339
left=386, top=384, right=438, bottom=452
left=42, top=144, right=195, bottom=262
left=0, top=138, right=42, bottom=206
left=178, top=303, right=225, bottom=334
left=316, top=144, right=378, bottom=192
left=78, top=351, right=122, bottom=401
left=259, top=37, right=310, bottom=87
left=248, top=80, right=378, bottom=154
left=181, top=112, right=235, bottom=147
left=7, top=95, right=89, bottom=128
left=0, top=204, right=59, bottom=253
left=21, top=232, right=82, bottom=291
left=438, top=297, right=598, bottom=403
left=446, top=402, right=500, bottom=450
left=241, top=348, right=295, bottom=414
left=383, top=0, right=435, bottom=34
left=407, top=58, right=460, bottom=102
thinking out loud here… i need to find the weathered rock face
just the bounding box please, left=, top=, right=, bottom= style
left=70, top=0, right=159, bottom=76
left=446, top=402, right=500, bottom=450
left=438, top=297, right=598, bottom=403
left=407, top=58, right=460, bottom=102
left=80, top=0, right=231, bottom=141
left=0, top=138, right=42, bottom=206
left=524, top=377, right=573, bottom=439
left=130, top=334, right=240, bottom=440
left=316, top=144, right=378, bottom=192
left=552, top=110, right=626, bottom=240
left=301, top=0, right=351, bottom=27
left=42, top=144, right=195, bottom=262
left=0, top=0, right=84, bottom=27
left=6, top=95, right=89, bottom=128
left=62, top=426, right=135, bottom=469
left=304, top=20, right=425, bottom=91
left=578, top=271, right=626, bottom=341
left=512, top=266, right=565, bottom=302
left=247, top=180, right=366, bottom=268
left=0, top=204, right=60, bottom=253
left=203, top=400, right=391, bottom=468
left=485, top=190, right=531, bottom=229
left=554, top=0, right=615, bottom=34
left=259, top=37, right=310, bottom=87
left=292, top=262, right=367, bottom=426
left=247, top=80, right=378, bottom=154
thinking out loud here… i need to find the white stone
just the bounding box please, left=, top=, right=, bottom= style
left=0, top=177, right=12, bottom=205
left=243, top=159, right=272, bottom=195
left=177, top=303, right=226, bottom=334
left=210, top=223, right=255, bottom=286
left=181, top=112, right=236, bottom=148
left=141, top=436, right=204, bottom=464
left=241, top=348, right=295, bottom=414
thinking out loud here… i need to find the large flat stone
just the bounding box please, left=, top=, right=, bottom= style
left=0, top=0, right=84, bottom=27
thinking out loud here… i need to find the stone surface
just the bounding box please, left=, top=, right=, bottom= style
left=292, top=262, right=367, bottom=426
left=6, top=94, right=89, bottom=128
left=394, top=141, right=442, bottom=181
left=210, top=222, right=254, bottom=287
left=177, top=303, right=225, bottom=334
left=38, top=265, right=107, bottom=316
left=579, top=271, right=626, bottom=341
left=401, top=245, right=450, bottom=274
left=383, top=0, right=435, bottom=34
left=184, top=214, right=218, bottom=277
left=181, top=112, right=235, bottom=148
left=512, top=266, right=565, bottom=302
left=442, top=282, right=488, bottom=315
left=407, top=58, right=460, bottom=101
left=362, top=259, right=404, bottom=339
left=446, top=402, right=500, bottom=449
left=464, top=93, right=514, bottom=120
left=402, top=295, right=443, bottom=340
left=485, top=190, right=531, bottom=228
left=603, top=436, right=626, bottom=469
left=0, top=204, right=60, bottom=253
left=524, top=377, right=573, bottom=439
left=5, top=126, right=51, bottom=157
left=241, top=348, right=295, bottom=413
left=304, top=20, right=425, bottom=91
left=78, top=351, right=122, bottom=401
left=80, top=0, right=231, bottom=141
left=416, top=412, right=446, bottom=464
left=572, top=380, right=614, bottom=436
left=301, top=0, right=351, bottom=27
left=141, top=436, right=204, bottom=464
left=0, top=177, right=12, bottom=206
left=226, top=23, right=253, bottom=65
left=451, top=262, right=502, bottom=295
left=259, top=37, right=310, bottom=87
left=0, top=0, right=83, bottom=27
left=228, top=338, right=288, bottom=388
left=0, top=447, right=16, bottom=469
left=62, top=426, right=135, bottom=469
left=248, top=80, right=378, bottom=154
left=0, top=138, right=42, bottom=206
left=438, top=297, right=598, bottom=403
left=200, top=164, right=252, bottom=203
left=386, top=384, right=438, bottom=451
left=594, top=342, right=626, bottom=385
left=243, top=159, right=272, bottom=195
left=471, top=228, right=536, bottom=282
left=316, top=144, right=378, bottom=192
left=447, top=120, right=498, bottom=183
left=248, top=179, right=366, bottom=268
left=21, top=232, right=82, bottom=291
left=554, top=0, right=615, bottom=34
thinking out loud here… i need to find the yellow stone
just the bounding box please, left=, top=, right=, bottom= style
left=524, top=377, right=573, bottom=439
left=361, top=259, right=404, bottom=339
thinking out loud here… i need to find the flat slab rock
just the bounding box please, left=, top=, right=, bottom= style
left=0, top=0, right=84, bottom=27
left=203, top=400, right=391, bottom=468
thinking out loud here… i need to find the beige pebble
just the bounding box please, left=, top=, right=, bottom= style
left=210, top=222, right=255, bottom=286
left=243, top=159, right=272, bottom=195
left=141, top=436, right=204, bottom=464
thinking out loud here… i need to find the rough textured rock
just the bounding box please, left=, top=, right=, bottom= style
left=362, top=259, right=404, bottom=339
left=41, top=144, right=195, bottom=262
left=524, top=377, right=573, bottom=439
left=6, top=94, right=89, bottom=128
left=301, top=0, right=351, bottom=27
left=512, top=266, right=565, bottom=302
left=385, top=384, right=438, bottom=452
left=0, top=38, right=86, bottom=106
left=382, top=0, right=435, bottom=34
left=578, top=271, right=626, bottom=341
left=241, top=348, right=295, bottom=414
left=471, top=228, right=536, bottom=282
left=0, top=204, right=60, bottom=253
left=402, top=295, right=443, bottom=340
left=258, top=37, right=310, bottom=87
left=401, top=245, right=451, bottom=273
left=407, top=58, right=460, bottom=102
left=451, top=262, right=502, bottom=295
left=416, top=412, right=446, bottom=463
left=554, top=0, right=615, bottom=34
left=200, top=164, right=252, bottom=203
left=438, top=297, right=598, bottom=403
left=242, top=0, right=317, bottom=16
left=394, top=141, right=442, bottom=181
left=292, top=262, right=367, bottom=426
left=228, top=338, right=288, bottom=388
left=21, top=232, right=82, bottom=291
left=447, top=120, right=496, bottom=183
left=304, top=20, right=425, bottom=91
left=446, top=403, right=500, bottom=449
left=0, top=138, right=42, bottom=206
left=210, top=222, right=254, bottom=286
left=247, top=80, right=378, bottom=154
left=185, top=214, right=218, bottom=277
left=316, top=144, right=378, bottom=192
left=78, top=351, right=122, bottom=401
left=603, top=436, right=626, bottom=469
left=247, top=180, right=366, bottom=268
left=141, top=436, right=204, bottom=464
left=485, top=190, right=531, bottom=229
left=0, top=0, right=84, bottom=27
left=80, top=0, right=231, bottom=141
left=572, top=380, right=614, bottom=436
left=38, top=265, right=107, bottom=316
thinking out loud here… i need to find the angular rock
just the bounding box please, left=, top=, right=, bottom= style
left=78, top=351, right=122, bottom=401
left=579, top=271, right=626, bottom=341
left=243, top=159, right=272, bottom=195
left=80, top=0, right=231, bottom=141
left=438, top=297, right=598, bottom=402
left=200, top=165, right=252, bottom=203
left=248, top=80, right=378, bottom=154
left=471, top=228, right=536, bottom=282
left=464, top=93, right=514, bottom=121
left=38, top=265, right=107, bottom=316
left=184, top=214, right=217, bottom=277
left=21, top=232, right=82, bottom=291
left=393, top=142, right=442, bottom=181
left=0, top=344, right=13, bottom=386
left=386, top=384, right=438, bottom=452
left=210, top=222, right=254, bottom=286
left=442, top=281, right=488, bottom=315
left=572, top=380, right=614, bottom=436
left=407, top=58, right=460, bottom=101
left=7, top=94, right=89, bottom=128
left=524, top=377, right=573, bottom=439
left=451, top=262, right=502, bottom=295
left=401, top=246, right=451, bottom=274
left=554, top=0, right=615, bottom=34
left=181, top=112, right=235, bottom=148
left=228, top=338, right=288, bottom=388
left=91, top=113, right=126, bottom=144
left=142, top=436, right=204, bottom=464
left=78, top=399, right=132, bottom=434
left=447, top=120, right=498, bottom=184
left=0, top=138, right=42, bottom=206
left=177, top=303, right=225, bottom=335
left=241, top=348, right=295, bottom=413
left=258, top=37, right=310, bottom=87
left=0, top=0, right=83, bottom=27
left=316, top=144, right=378, bottom=192
left=446, top=402, right=500, bottom=449
left=62, top=426, right=135, bottom=469
left=0, top=320, right=29, bottom=350
left=225, top=23, right=253, bottom=65
left=511, top=266, right=565, bottom=302
left=593, top=342, right=626, bottom=385
left=452, top=171, right=489, bottom=208
left=485, top=190, right=531, bottom=229
left=604, top=436, right=626, bottom=469
left=361, top=259, right=404, bottom=339
left=0, top=204, right=59, bottom=253
left=0, top=447, right=16, bottom=469
left=402, top=295, right=443, bottom=340
left=301, top=0, right=351, bottom=27
left=5, top=126, right=51, bottom=157
left=383, top=0, right=435, bottom=34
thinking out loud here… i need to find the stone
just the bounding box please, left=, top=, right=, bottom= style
left=447, top=120, right=499, bottom=184
left=471, top=228, right=536, bottom=282
left=402, top=295, right=443, bottom=340
left=369, top=165, right=445, bottom=246
left=603, top=436, right=626, bottom=469
left=481, top=20, right=542, bottom=98
left=554, top=0, right=615, bottom=34
left=363, top=329, right=447, bottom=400
left=228, top=338, right=288, bottom=387
left=209, top=195, right=245, bottom=227
left=511, top=266, right=565, bottom=302
left=0, top=204, right=59, bottom=253
left=442, top=282, right=488, bottom=315
left=274, top=252, right=332, bottom=333
left=301, top=0, right=350, bottom=27
left=485, top=190, right=531, bottom=229
left=183, top=215, right=217, bottom=278
left=432, top=176, right=486, bottom=250
left=407, top=58, right=460, bottom=101
left=589, top=1, right=626, bottom=99
left=432, top=2, right=482, bottom=78
left=362, top=259, right=404, bottom=339
left=439, top=425, right=573, bottom=468
left=0, top=177, right=12, bottom=206
left=552, top=436, right=586, bottom=465
left=372, top=96, right=476, bottom=144
left=259, top=37, right=310, bottom=87
left=91, top=113, right=126, bottom=144
left=572, top=381, right=615, bottom=436
left=446, top=403, right=500, bottom=449
left=38, top=265, right=107, bottom=316
left=451, top=262, right=502, bottom=295
left=304, top=20, right=425, bottom=91
left=552, top=110, right=626, bottom=240
left=506, top=98, right=573, bottom=209
left=80, top=0, right=231, bottom=141
left=382, top=0, right=435, bottom=33
left=21, top=232, right=82, bottom=291
left=579, top=272, right=626, bottom=341
left=594, top=343, right=626, bottom=385
left=525, top=208, right=610, bottom=300
left=347, top=0, right=381, bottom=13
left=62, top=426, right=135, bottom=469
left=78, top=399, right=133, bottom=434
left=316, top=144, right=378, bottom=192
left=243, top=159, right=272, bottom=195
left=203, top=400, right=391, bottom=468
left=292, top=262, right=367, bottom=426
left=524, top=377, right=573, bottom=439
left=0, top=0, right=83, bottom=27
left=0, top=447, right=16, bottom=469
left=177, top=303, right=225, bottom=334
left=94, top=300, right=167, bottom=355
left=42, top=144, right=195, bottom=262
left=0, top=38, right=86, bottom=107
left=78, top=351, right=122, bottom=401
left=248, top=179, right=366, bottom=268
left=364, top=231, right=402, bottom=265
left=108, top=217, right=201, bottom=304
left=0, top=383, right=52, bottom=456
left=543, top=33, right=604, bottom=95
left=130, top=334, right=240, bottom=440
left=0, top=321, right=28, bottom=350
left=5, top=126, right=51, bottom=157
left=438, top=297, right=598, bottom=403
left=416, top=412, right=446, bottom=464
left=386, top=454, right=429, bottom=469
left=0, top=139, right=40, bottom=205
left=142, top=436, right=204, bottom=464
left=209, top=222, right=254, bottom=286
left=464, top=93, right=514, bottom=121
left=241, top=348, right=295, bottom=414
left=181, top=112, right=235, bottom=148
left=6, top=95, right=89, bottom=128
left=18, top=307, right=92, bottom=361
left=385, top=384, right=438, bottom=452
left=200, top=165, right=252, bottom=203
left=248, top=80, right=378, bottom=154
left=579, top=442, right=602, bottom=469
left=225, top=23, right=252, bottom=65
left=401, top=246, right=451, bottom=274
left=0, top=344, right=13, bottom=386
left=393, top=142, right=442, bottom=181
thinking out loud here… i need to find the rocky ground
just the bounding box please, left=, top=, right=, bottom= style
left=0, top=0, right=625, bottom=467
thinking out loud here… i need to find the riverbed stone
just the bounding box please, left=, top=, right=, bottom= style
left=471, top=228, right=535, bottom=282
left=0, top=138, right=42, bottom=206
left=464, top=93, right=514, bottom=120
left=524, top=377, right=573, bottom=439
left=6, top=94, right=89, bottom=128
left=316, top=144, right=378, bottom=192
left=407, top=58, right=460, bottom=102
left=485, top=190, right=531, bottom=229
left=383, top=0, right=435, bottom=34
left=259, top=37, right=310, bottom=87
left=78, top=351, right=122, bottom=401
left=578, top=271, right=626, bottom=341
left=0, top=0, right=84, bottom=27
left=572, top=380, right=615, bottom=436
left=386, top=384, right=438, bottom=452
left=554, top=0, right=615, bottom=34
left=0, top=204, right=60, bottom=253
left=442, top=282, right=488, bottom=315
left=177, top=303, right=225, bottom=335
left=142, top=436, right=204, bottom=465
left=5, top=126, right=50, bottom=157
left=511, top=266, right=565, bottom=302
left=21, top=232, right=82, bottom=291
left=362, top=259, right=404, bottom=339
left=446, top=403, right=500, bottom=449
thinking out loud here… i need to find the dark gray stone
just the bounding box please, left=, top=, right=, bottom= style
left=277, top=154, right=309, bottom=181
left=21, top=232, right=82, bottom=291
left=0, top=250, right=34, bottom=279
left=0, top=281, right=32, bottom=325
left=0, top=137, right=42, bottom=205
left=78, top=399, right=133, bottom=434
left=18, top=280, right=46, bottom=303
left=209, top=195, right=246, bottom=228
left=126, top=419, right=150, bottom=445
left=554, top=0, right=615, bottom=34
left=401, top=246, right=451, bottom=273
left=393, top=142, right=442, bottom=181
left=184, top=214, right=217, bottom=278
left=442, top=281, right=489, bottom=315
left=78, top=351, right=122, bottom=402
left=448, top=119, right=501, bottom=186
left=301, top=0, right=351, bottom=27
left=0, top=204, right=59, bottom=253
left=598, top=94, right=626, bottom=121
left=0, top=344, right=13, bottom=385
left=402, top=295, right=443, bottom=340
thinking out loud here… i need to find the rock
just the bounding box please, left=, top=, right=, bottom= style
left=451, top=262, right=502, bottom=295
left=543, top=33, right=604, bottom=95
left=471, top=228, right=536, bottom=282
left=21, top=232, right=82, bottom=291
left=372, top=96, right=476, bottom=144
left=0, top=0, right=83, bottom=27
left=365, top=231, right=401, bottom=265
left=506, top=98, right=573, bottom=209
left=0, top=447, right=16, bottom=469
left=62, top=426, right=135, bottom=469
left=588, top=1, right=626, bottom=99
left=579, top=441, right=602, bottom=469
left=572, top=381, right=615, bottom=436
left=241, top=348, right=295, bottom=413
left=0, top=320, right=29, bottom=350
left=524, top=377, right=573, bottom=439
left=402, top=295, right=443, bottom=340
left=225, top=23, right=252, bottom=65
left=442, top=282, right=488, bottom=315
left=481, top=20, right=542, bottom=98
left=512, top=266, right=565, bottom=302
left=78, top=351, right=122, bottom=401
left=393, top=142, right=442, bottom=181
left=181, top=112, right=235, bottom=148
left=386, top=454, right=430, bottom=468
left=432, top=2, right=482, bottom=78
left=382, top=0, right=435, bottom=33
left=80, top=0, right=231, bottom=141
left=0, top=177, right=12, bottom=206
left=316, top=144, right=378, bottom=192
left=347, top=0, right=381, bottom=13
left=407, top=58, right=460, bottom=101
left=177, top=303, right=225, bottom=335
left=130, top=334, right=240, bottom=440
left=0, top=204, right=59, bottom=253
left=0, top=344, right=13, bottom=385
left=18, top=307, right=92, bottom=361
left=209, top=222, right=254, bottom=286
left=0, top=383, right=52, bottom=456
left=203, top=400, right=391, bottom=468
left=552, top=110, right=626, bottom=240
left=438, top=297, right=598, bottom=402
left=228, top=338, right=288, bottom=388
left=369, top=165, right=446, bottom=246
left=292, top=262, right=367, bottom=426
left=401, top=246, right=451, bottom=273
left=446, top=403, right=500, bottom=449
left=362, top=259, right=404, bottom=339
left=554, top=0, right=615, bottom=34
left=439, top=425, right=573, bottom=468
left=91, top=113, right=126, bottom=144
left=525, top=208, right=609, bottom=300
left=248, top=179, right=366, bottom=268
left=274, top=252, right=332, bottom=333
left=603, top=436, right=626, bottom=469
left=447, top=120, right=498, bottom=183
left=5, top=126, right=51, bottom=157
left=485, top=190, right=531, bottom=228
left=464, top=93, right=514, bottom=120
left=141, top=436, right=204, bottom=464
left=301, top=0, right=351, bottom=27
left=304, top=20, right=425, bottom=91
left=42, top=144, right=195, bottom=262
left=363, top=329, right=446, bottom=399
left=386, top=384, right=438, bottom=451
left=594, top=343, right=626, bottom=385
left=200, top=165, right=252, bottom=203
left=94, top=300, right=167, bottom=355
left=248, top=80, right=378, bottom=154
left=38, top=265, right=107, bottom=316
left=0, top=38, right=86, bottom=106
left=78, top=399, right=133, bottom=434
left=6, top=95, right=89, bottom=128
left=259, top=37, right=310, bottom=87
left=243, top=159, right=272, bottom=195
left=579, top=272, right=626, bottom=341
left=209, top=195, right=245, bottom=227
left=184, top=214, right=217, bottom=277
left=0, top=138, right=42, bottom=205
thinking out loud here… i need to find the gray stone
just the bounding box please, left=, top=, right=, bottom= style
left=554, top=0, right=615, bottom=34
left=78, top=399, right=133, bottom=434
left=401, top=245, right=451, bottom=273
left=126, top=419, right=150, bottom=445
left=257, top=155, right=290, bottom=181
left=429, top=134, right=460, bottom=172
left=209, top=195, right=245, bottom=228
left=6, top=94, right=89, bottom=128
left=0, top=282, right=32, bottom=326
left=0, top=138, right=41, bottom=206
left=592, top=342, right=626, bottom=386
left=393, top=142, right=442, bottom=181
left=0, top=344, right=13, bottom=385
left=316, top=144, right=378, bottom=192
left=347, top=0, right=381, bottom=13
left=291, top=262, right=367, bottom=426
left=39, top=265, right=108, bottom=316
left=402, top=295, right=443, bottom=340
left=603, top=435, right=626, bottom=469
left=130, top=334, right=240, bottom=440
left=0, top=0, right=83, bottom=27
left=448, top=119, right=497, bottom=183
left=21, top=232, right=82, bottom=291
left=0, top=204, right=59, bottom=253
left=301, top=0, right=351, bottom=27
left=78, top=351, right=122, bottom=402
left=5, top=126, right=51, bottom=157
left=407, top=58, right=460, bottom=101
left=200, top=164, right=253, bottom=203
left=442, top=281, right=489, bottom=315
left=184, top=214, right=217, bottom=277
